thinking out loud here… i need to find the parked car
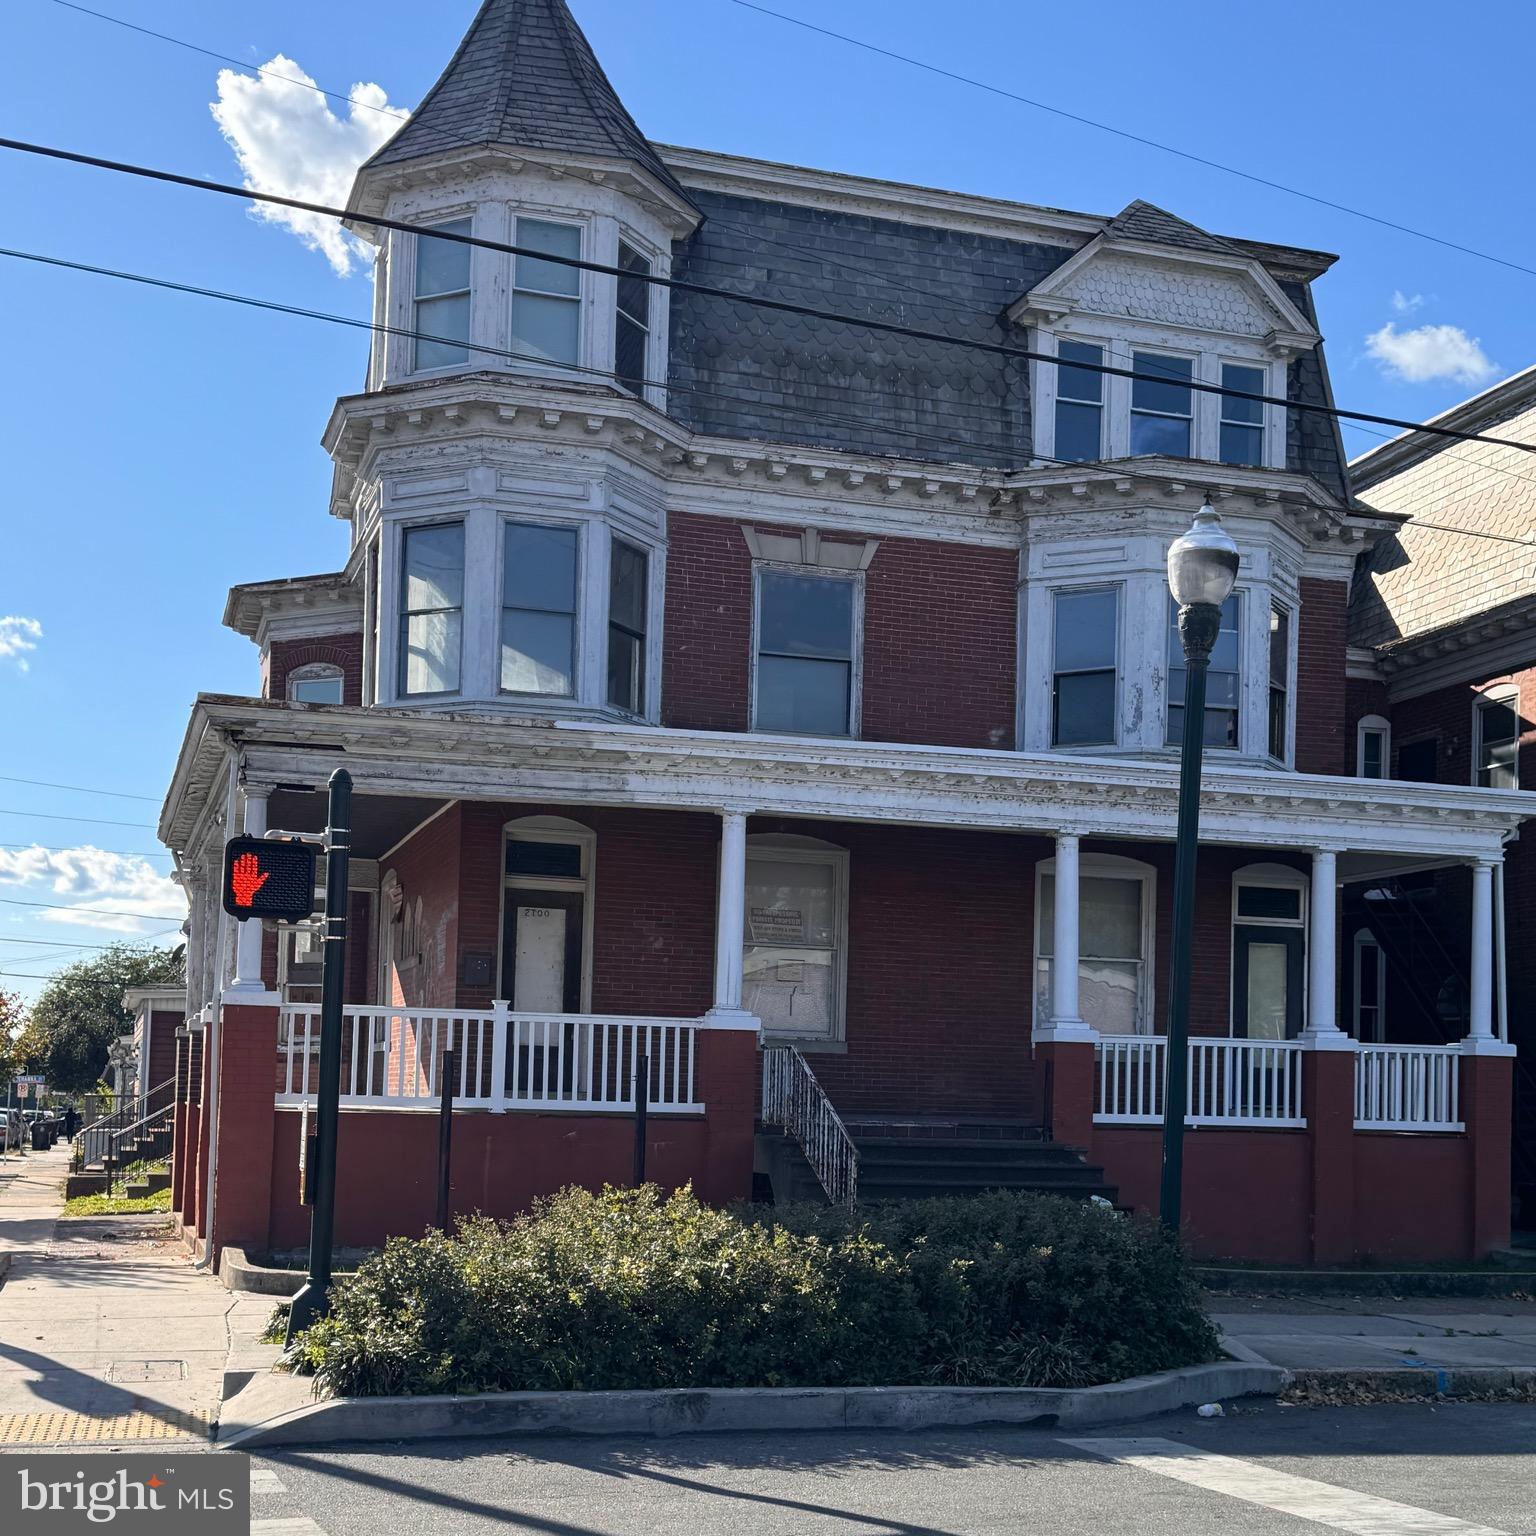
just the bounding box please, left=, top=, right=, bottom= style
left=2, top=1107, right=25, bottom=1152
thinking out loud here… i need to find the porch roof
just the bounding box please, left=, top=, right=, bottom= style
left=161, top=696, right=1529, bottom=865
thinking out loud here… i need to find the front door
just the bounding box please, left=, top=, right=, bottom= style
left=502, top=890, right=584, bottom=1098
left=1233, top=924, right=1304, bottom=1039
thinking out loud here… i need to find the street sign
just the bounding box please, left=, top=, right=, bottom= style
left=220, top=836, right=318, bottom=922
left=16, top=1075, right=43, bottom=1101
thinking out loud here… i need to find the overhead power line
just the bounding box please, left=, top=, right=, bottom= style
left=0, top=842, right=172, bottom=859
left=0, top=807, right=155, bottom=829
left=0, top=896, right=183, bottom=922
left=4, top=136, right=1534, bottom=456
left=0, top=933, right=177, bottom=952
left=0, top=773, right=158, bottom=802
left=8, top=242, right=1536, bottom=552
left=728, top=0, right=1536, bottom=284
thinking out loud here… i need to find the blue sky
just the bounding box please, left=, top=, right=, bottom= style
left=1, top=0, right=1533, bottom=1001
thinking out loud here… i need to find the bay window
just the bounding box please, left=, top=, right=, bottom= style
left=1052, top=587, right=1118, bottom=746
left=1054, top=340, right=1104, bottom=462
left=501, top=522, right=578, bottom=696
left=1268, top=601, right=1290, bottom=761
left=1220, top=363, right=1266, bottom=466
left=512, top=217, right=582, bottom=365
left=607, top=538, right=648, bottom=714
left=1166, top=592, right=1241, bottom=749
left=754, top=570, right=857, bottom=736
left=398, top=522, right=464, bottom=696
left=1131, top=351, right=1193, bottom=457
left=615, top=241, right=651, bottom=394
left=743, top=842, right=848, bottom=1041
left=413, top=219, right=472, bottom=372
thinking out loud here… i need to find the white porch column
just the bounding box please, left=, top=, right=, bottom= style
left=706, top=809, right=759, bottom=1029
left=1302, top=846, right=1350, bottom=1048
left=1468, top=858, right=1497, bottom=1045
left=1038, top=832, right=1094, bottom=1042
left=227, top=787, right=270, bottom=995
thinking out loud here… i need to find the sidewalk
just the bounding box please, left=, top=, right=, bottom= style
left=0, top=1142, right=266, bottom=1446
left=1213, top=1294, right=1536, bottom=1371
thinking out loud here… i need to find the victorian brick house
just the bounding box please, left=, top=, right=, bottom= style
left=160, top=0, right=1525, bottom=1267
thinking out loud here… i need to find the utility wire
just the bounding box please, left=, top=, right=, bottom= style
left=0, top=932, right=178, bottom=952
left=728, top=0, right=1536, bottom=283
left=4, top=137, right=1534, bottom=456
left=0, top=773, right=158, bottom=802
left=9, top=241, right=1536, bottom=553
left=0, top=843, right=172, bottom=858
left=0, top=897, right=182, bottom=922
left=0, top=807, right=155, bottom=830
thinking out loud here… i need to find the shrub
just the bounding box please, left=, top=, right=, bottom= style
left=293, top=1185, right=1217, bottom=1398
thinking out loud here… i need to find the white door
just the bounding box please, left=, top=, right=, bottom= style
left=513, top=905, right=568, bottom=1012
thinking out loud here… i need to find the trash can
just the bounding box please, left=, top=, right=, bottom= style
left=30, top=1121, right=48, bottom=1151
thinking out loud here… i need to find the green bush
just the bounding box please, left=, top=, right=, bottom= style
left=293, top=1185, right=1217, bottom=1398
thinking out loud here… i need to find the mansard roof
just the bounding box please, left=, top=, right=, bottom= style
left=361, top=0, right=693, bottom=209
left=1105, top=200, right=1244, bottom=256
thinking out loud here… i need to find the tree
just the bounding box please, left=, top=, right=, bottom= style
left=0, top=989, right=25, bottom=1084
left=22, top=944, right=185, bottom=1095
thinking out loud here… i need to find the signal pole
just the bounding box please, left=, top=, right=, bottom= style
left=286, top=768, right=352, bottom=1344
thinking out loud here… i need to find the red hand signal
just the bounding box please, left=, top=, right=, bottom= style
left=230, top=851, right=270, bottom=907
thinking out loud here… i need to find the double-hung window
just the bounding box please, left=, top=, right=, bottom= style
left=1166, top=593, right=1241, bottom=748
left=1357, top=716, right=1390, bottom=780
left=1054, top=340, right=1104, bottom=462
left=607, top=539, right=648, bottom=714
left=1268, top=601, right=1290, bottom=760
left=398, top=522, right=465, bottom=696
left=614, top=241, right=651, bottom=394
left=1475, top=689, right=1520, bottom=788
left=1131, top=351, right=1193, bottom=457
left=1052, top=588, right=1118, bottom=746
left=754, top=571, right=856, bottom=736
left=743, top=846, right=847, bottom=1041
left=501, top=523, right=578, bottom=696
left=413, top=219, right=472, bottom=371
left=1036, top=863, right=1151, bottom=1034
left=512, top=217, right=581, bottom=365
left=1220, top=363, right=1266, bottom=466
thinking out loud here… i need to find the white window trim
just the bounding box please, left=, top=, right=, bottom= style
left=497, top=516, right=584, bottom=702
left=614, top=226, right=668, bottom=410
left=1352, top=927, right=1386, bottom=1043
left=1129, top=345, right=1198, bottom=458
left=1049, top=582, right=1122, bottom=749
left=408, top=212, right=478, bottom=378
left=510, top=211, right=588, bottom=377
left=749, top=563, right=865, bottom=739
left=1228, top=862, right=1308, bottom=1038
left=1472, top=684, right=1521, bottom=789
left=745, top=833, right=850, bottom=1048
left=1266, top=598, right=1296, bottom=768
left=1356, top=714, right=1391, bottom=780
left=1033, top=325, right=1288, bottom=469
left=286, top=663, right=345, bottom=705
left=1049, top=335, right=1107, bottom=463
left=1166, top=586, right=1245, bottom=754
left=392, top=516, right=467, bottom=701
left=496, top=816, right=597, bottom=1015
left=1033, top=852, right=1157, bottom=1036
left=606, top=534, right=651, bottom=719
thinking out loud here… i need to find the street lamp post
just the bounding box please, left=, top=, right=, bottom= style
left=1159, top=501, right=1239, bottom=1235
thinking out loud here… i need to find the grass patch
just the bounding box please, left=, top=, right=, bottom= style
left=291, top=1184, right=1218, bottom=1398
left=62, top=1187, right=173, bottom=1217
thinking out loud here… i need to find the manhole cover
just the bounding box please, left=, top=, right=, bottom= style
left=107, top=1359, right=186, bottom=1383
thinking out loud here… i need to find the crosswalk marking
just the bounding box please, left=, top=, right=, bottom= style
left=250, top=1468, right=288, bottom=1494
left=251, top=1520, right=326, bottom=1535
left=1061, top=1437, right=1510, bottom=1536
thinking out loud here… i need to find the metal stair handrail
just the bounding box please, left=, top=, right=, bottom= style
left=761, top=1044, right=859, bottom=1213
left=72, top=1075, right=176, bottom=1174
left=106, top=1101, right=176, bottom=1195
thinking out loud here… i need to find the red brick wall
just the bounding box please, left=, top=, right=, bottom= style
left=265, top=633, right=364, bottom=705
left=1295, top=577, right=1349, bottom=774
left=146, top=1009, right=180, bottom=1093
left=382, top=806, right=463, bottom=1008
left=662, top=512, right=1018, bottom=749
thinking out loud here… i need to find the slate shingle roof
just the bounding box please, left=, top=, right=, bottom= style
left=1106, top=201, right=1243, bottom=257
left=362, top=0, right=693, bottom=209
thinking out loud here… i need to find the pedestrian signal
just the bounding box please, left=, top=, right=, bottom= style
left=220, top=836, right=318, bottom=921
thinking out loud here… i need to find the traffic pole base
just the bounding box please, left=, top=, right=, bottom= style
left=285, top=1279, right=331, bottom=1348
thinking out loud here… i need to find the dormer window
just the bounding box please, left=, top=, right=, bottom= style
left=413, top=220, right=472, bottom=371
left=1054, top=341, right=1104, bottom=462
left=1131, top=352, right=1194, bottom=457
left=288, top=665, right=344, bottom=706
left=615, top=242, right=651, bottom=394
left=512, top=218, right=581, bottom=366
left=1220, top=364, right=1266, bottom=467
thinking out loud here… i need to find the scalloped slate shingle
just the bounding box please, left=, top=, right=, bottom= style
left=1106, top=201, right=1243, bottom=257
left=362, top=0, right=693, bottom=209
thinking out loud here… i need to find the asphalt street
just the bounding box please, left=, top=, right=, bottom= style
left=240, top=1401, right=1536, bottom=1536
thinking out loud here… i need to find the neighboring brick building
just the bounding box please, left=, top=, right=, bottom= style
left=1347, top=363, right=1536, bottom=1223
left=158, top=0, right=1527, bottom=1266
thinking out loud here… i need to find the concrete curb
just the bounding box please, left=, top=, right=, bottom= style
left=1287, top=1367, right=1536, bottom=1398
left=218, top=1246, right=359, bottom=1296
left=1198, top=1267, right=1536, bottom=1298
left=217, top=1361, right=1286, bottom=1450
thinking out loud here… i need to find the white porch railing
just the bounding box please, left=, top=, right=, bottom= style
left=761, top=1044, right=859, bottom=1212
left=1095, top=1036, right=1307, bottom=1127
left=276, top=1003, right=704, bottom=1114
left=1354, top=1043, right=1463, bottom=1132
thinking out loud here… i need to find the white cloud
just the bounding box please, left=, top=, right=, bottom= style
left=1365, top=322, right=1498, bottom=387
left=0, top=616, right=42, bottom=672
left=210, top=56, right=408, bottom=276
left=1390, top=290, right=1425, bottom=315
left=0, top=846, right=186, bottom=936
